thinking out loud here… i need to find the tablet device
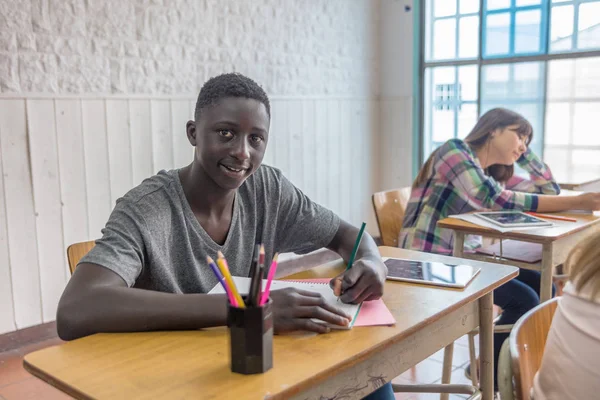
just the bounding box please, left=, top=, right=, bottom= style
left=474, top=211, right=553, bottom=228
left=383, top=257, right=480, bottom=289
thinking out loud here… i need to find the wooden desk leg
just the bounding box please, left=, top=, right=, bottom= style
left=453, top=232, right=465, bottom=258
left=479, top=292, right=494, bottom=400
left=540, top=243, right=554, bottom=302
left=440, top=343, right=454, bottom=400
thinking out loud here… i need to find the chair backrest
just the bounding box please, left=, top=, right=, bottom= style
left=510, top=297, right=560, bottom=400
left=66, top=240, right=96, bottom=275
left=372, top=187, right=412, bottom=247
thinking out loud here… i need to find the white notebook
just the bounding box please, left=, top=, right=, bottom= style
left=208, top=276, right=361, bottom=329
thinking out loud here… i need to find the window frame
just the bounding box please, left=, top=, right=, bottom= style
left=417, top=0, right=600, bottom=171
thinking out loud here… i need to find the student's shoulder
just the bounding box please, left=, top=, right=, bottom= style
left=437, top=139, right=474, bottom=160
left=117, top=170, right=178, bottom=210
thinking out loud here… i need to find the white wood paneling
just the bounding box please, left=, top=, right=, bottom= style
left=380, top=98, right=413, bottom=191
left=129, top=100, right=153, bottom=187
left=151, top=100, right=173, bottom=173
left=0, top=116, right=16, bottom=334
left=171, top=100, right=192, bottom=169
left=0, top=95, right=380, bottom=334
left=55, top=99, right=88, bottom=276
left=106, top=100, right=133, bottom=204
left=0, top=100, right=42, bottom=329
left=26, top=100, right=68, bottom=322
left=81, top=100, right=111, bottom=239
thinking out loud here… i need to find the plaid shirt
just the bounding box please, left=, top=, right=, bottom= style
left=400, top=139, right=560, bottom=254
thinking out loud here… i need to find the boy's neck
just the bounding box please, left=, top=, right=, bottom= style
left=178, top=164, right=236, bottom=218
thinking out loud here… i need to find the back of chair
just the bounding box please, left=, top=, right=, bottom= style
left=372, top=187, right=412, bottom=247
left=66, top=240, right=96, bottom=275
left=510, top=297, right=560, bottom=400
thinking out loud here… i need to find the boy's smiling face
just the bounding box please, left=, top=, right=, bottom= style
left=187, top=96, right=270, bottom=190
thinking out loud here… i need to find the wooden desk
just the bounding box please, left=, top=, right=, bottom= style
left=438, top=213, right=600, bottom=301
left=559, top=177, right=600, bottom=192
left=23, top=247, right=517, bottom=400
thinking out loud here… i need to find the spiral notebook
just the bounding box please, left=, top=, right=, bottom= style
left=208, top=276, right=362, bottom=329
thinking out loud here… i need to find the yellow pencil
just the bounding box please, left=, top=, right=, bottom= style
left=215, top=252, right=246, bottom=308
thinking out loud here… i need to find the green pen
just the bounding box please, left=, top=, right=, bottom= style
left=346, top=222, right=366, bottom=271
left=337, top=222, right=366, bottom=302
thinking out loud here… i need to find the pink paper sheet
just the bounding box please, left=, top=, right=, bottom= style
left=290, top=279, right=396, bottom=327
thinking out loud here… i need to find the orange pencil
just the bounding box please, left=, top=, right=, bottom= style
left=526, top=212, right=577, bottom=223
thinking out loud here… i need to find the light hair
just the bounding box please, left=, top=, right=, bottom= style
left=413, top=108, right=533, bottom=188
left=565, top=231, right=600, bottom=299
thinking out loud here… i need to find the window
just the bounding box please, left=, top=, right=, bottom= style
left=420, top=0, right=600, bottom=182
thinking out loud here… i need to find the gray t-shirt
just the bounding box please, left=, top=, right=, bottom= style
left=79, top=165, right=340, bottom=294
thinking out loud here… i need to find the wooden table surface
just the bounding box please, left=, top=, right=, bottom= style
left=438, top=212, right=600, bottom=243
left=24, top=247, right=518, bottom=400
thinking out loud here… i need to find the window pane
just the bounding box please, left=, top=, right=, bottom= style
left=459, top=16, right=480, bottom=58
left=548, top=57, right=600, bottom=100
left=544, top=103, right=571, bottom=146
left=433, top=19, right=457, bottom=59
left=481, top=65, right=510, bottom=99
left=432, top=109, right=455, bottom=142
left=425, top=66, right=459, bottom=157
left=516, top=0, right=541, bottom=6
left=513, top=62, right=544, bottom=98
left=458, top=65, right=479, bottom=101
left=543, top=148, right=570, bottom=183
left=486, top=0, right=511, bottom=10
left=515, top=10, right=542, bottom=53
left=481, top=62, right=545, bottom=156
left=573, top=103, right=600, bottom=146
left=434, top=0, right=457, bottom=17
left=486, top=13, right=511, bottom=56
left=572, top=150, right=600, bottom=183
left=547, top=59, right=574, bottom=99
left=577, top=2, right=600, bottom=50
left=460, top=0, right=480, bottom=14
left=574, top=57, right=600, bottom=98
left=457, top=104, right=478, bottom=139
left=550, top=5, right=574, bottom=52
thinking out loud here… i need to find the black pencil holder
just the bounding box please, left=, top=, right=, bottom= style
left=227, top=296, right=273, bottom=374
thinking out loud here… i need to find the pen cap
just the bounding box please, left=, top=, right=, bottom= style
left=227, top=296, right=273, bottom=374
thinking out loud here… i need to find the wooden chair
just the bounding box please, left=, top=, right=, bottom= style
left=66, top=240, right=96, bottom=275
left=497, top=297, right=560, bottom=400
left=372, top=187, right=412, bottom=247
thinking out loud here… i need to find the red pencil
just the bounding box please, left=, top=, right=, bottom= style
left=525, top=212, right=577, bottom=223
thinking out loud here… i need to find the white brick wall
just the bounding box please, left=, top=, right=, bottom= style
left=0, top=0, right=380, bottom=96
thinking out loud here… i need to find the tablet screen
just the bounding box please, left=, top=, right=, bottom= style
left=384, top=258, right=479, bottom=287
left=477, top=212, right=544, bottom=225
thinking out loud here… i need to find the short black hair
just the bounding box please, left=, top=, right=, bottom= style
left=194, top=73, right=270, bottom=121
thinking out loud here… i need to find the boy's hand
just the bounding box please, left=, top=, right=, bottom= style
left=269, top=288, right=352, bottom=334
left=330, top=257, right=387, bottom=304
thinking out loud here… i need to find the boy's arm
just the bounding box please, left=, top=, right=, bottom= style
left=56, top=263, right=228, bottom=341
left=326, top=220, right=387, bottom=304
left=57, top=263, right=353, bottom=340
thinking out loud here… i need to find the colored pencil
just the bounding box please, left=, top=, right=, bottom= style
left=525, top=212, right=577, bottom=222
left=260, top=253, right=279, bottom=305
left=248, top=244, right=263, bottom=307
left=213, top=253, right=245, bottom=308
left=213, top=253, right=238, bottom=307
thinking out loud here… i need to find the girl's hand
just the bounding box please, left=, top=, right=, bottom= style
left=579, top=193, right=600, bottom=211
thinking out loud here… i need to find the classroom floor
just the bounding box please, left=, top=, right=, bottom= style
left=0, top=333, right=477, bottom=400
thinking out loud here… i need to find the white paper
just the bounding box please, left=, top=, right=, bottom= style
left=210, top=276, right=361, bottom=329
